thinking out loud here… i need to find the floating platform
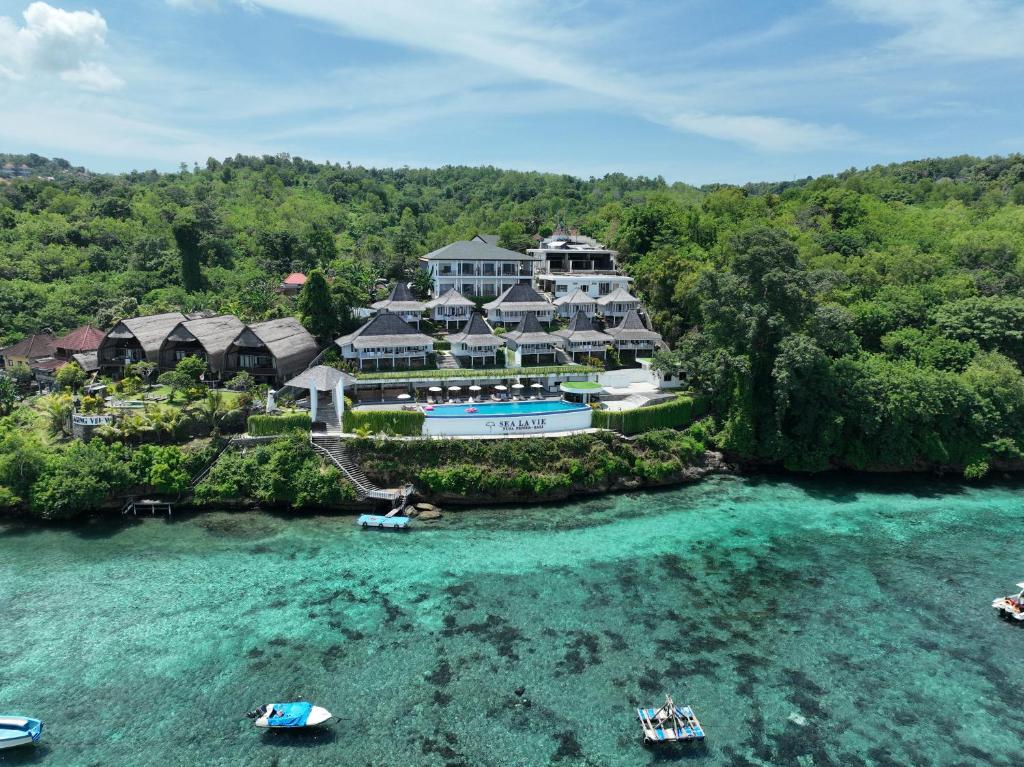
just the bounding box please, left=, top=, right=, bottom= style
left=357, top=514, right=410, bottom=530
left=637, top=697, right=705, bottom=743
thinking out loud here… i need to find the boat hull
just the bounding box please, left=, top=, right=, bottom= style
left=0, top=716, right=43, bottom=750
left=255, top=704, right=332, bottom=728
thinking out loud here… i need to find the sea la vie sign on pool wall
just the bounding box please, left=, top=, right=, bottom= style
left=422, top=401, right=593, bottom=436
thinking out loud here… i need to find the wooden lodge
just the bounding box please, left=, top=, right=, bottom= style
left=158, top=314, right=246, bottom=380
left=98, top=312, right=188, bottom=375
left=224, top=318, right=319, bottom=385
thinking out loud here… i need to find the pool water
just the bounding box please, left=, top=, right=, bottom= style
left=424, top=399, right=588, bottom=417
left=3, top=475, right=1024, bottom=766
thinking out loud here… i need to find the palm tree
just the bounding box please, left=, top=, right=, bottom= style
left=199, top=390, right=224, bottom=429
left=38, top=395, right=72, bottom=436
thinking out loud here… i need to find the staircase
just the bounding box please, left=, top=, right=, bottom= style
left=311, top=400, right=412, bottom=509
left=437, top=351, right=461, bottom=369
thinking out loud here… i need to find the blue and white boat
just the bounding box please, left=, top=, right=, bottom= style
left=0, top=715, right=43, bottom=750
left=357, top=514, right=410, bottom=530
left=247, top=702, right=332, bottom=729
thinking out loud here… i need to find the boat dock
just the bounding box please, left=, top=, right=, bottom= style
left=637, top=697, right=705, bottom=744
left=121, top=498, right=173, bottom=517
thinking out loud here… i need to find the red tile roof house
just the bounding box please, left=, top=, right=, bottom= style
left=53, top=325, right=105, bottom=359
left=1, top=333, right=55, bottom=371
left=278, top=272, right=308, bottom=295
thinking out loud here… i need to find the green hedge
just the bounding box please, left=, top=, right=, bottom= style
left=592, top=396, right=694, bottom=435
left=353, top=365, right=600, bottom=382
left=247, top=413, right=311, bottom=436
left=342, top=409, right=424, bottom=436
left=434, top=340, right=452, bottom=351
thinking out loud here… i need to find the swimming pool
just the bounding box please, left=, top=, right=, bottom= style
left=421, top=399, right=593, bottom=436
left=423, top=400, right=588, bottom=417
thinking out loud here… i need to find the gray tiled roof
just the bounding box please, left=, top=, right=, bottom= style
left=606, top=310, right=662, bottom=342
left=553, top=288, right=598, bottom=307
left=502, top=313, right=558, bottom=348
left=335, top=311, right=435, bottom=350
left=596, top=286, right=640, bottom=306
left=553, top=310, right=613, bottom=344
left=425, top=287, right=475, bottom=308
left=448, top=312, right=502, bottom=348
left=484, top=284, right=553, bottom=312
left=371, top=281, right=426, bottom=313
left=284, top=365, right=355, bottom=391
left=421, top=239, right=541, bottom=262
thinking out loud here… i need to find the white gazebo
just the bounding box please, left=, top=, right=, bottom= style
left=283, top=365, right=356, bottom=426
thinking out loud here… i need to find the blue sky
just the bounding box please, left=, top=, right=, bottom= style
left=0, top=0, right=1022, bottom=184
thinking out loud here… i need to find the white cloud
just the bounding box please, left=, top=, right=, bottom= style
left=0, top=2, right=122, bottom=90
left=837, top=0, right=1024, bottom=60
left=235, top=0, right=851, bottom=151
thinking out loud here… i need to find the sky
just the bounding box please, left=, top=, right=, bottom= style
left=0, top=0, right=1022, bottom=185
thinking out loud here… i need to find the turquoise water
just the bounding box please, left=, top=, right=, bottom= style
left=425, top=400, right=587, bottom=417
left=2, top=475, right=1023, bottom=766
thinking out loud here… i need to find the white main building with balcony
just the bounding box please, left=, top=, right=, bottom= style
left=420, top=235, right=540, bottom=299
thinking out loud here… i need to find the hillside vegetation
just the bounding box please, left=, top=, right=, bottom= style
left=4, top=152, right=1024, bottom=476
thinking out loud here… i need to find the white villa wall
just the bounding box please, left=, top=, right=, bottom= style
left=538, top=274, right=632, bottom=297
left=422, top=406, right=592, bottom=436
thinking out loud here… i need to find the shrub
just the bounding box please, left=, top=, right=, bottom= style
left=592, top=395, right=695, bottom=435
left=247, top=413, right=312, bottom=436
left=342, top=409, right=424, bottom=436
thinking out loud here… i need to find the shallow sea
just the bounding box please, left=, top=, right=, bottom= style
left=2, top=475, right=1023, bottom=766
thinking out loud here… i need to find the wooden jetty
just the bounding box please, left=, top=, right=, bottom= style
left=637, top=696, right=705, bottom=744
left=356, top=513, right=410, bottom=530
left=122, top=498, right=173, bottom=517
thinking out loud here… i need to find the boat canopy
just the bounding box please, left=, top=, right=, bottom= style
left=267, top=702, right=313, bottom=727
left=1016, top=582, right=1024, bottom=590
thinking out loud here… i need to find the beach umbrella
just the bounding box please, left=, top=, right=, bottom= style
left=494, top=384, right=508, bottom=391
left=448, top=385, right=462, bottom=392
left=468, top=385, right=482, bottom=391
left=397, top=393, right=411, bottom=400
left=530, top=383, right=543, bottom=389
left=428, top=386, right=442, bottom=393
left=511, top=383, right=525, bottom=389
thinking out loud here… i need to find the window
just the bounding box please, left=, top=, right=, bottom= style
left=460, top=262, right=476, bottom=276
left=482, top=263, right=496, bottom=276
left=556, top=285, right=567, bottom=294
left=240, top=353, right=271, bottom=369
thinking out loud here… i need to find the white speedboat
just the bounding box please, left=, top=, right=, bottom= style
left=993, top=582, right=1024, bottom=622
left=247, top=702, right=332, bottom=729
left=0, top=716, right=43, bottom=750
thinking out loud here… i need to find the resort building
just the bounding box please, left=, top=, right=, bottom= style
left=425, top=288, right=476, bottom=330
left=534, top=272, right=634, bottom=300
left=420, top=238, right=541, bottom=298
left=52, top=325, right=104, bottom=360
left=607, top=309, right=663, bottom=362
left=447, top=312, right=503, bottom=367
left=98, top=312, right=187, bottom=375
left=278, top=272, right=307, bottom=295
left=501, top=313, right=560, bottom=366
left=484, top=284, right=555, bottom=327
left=224, top=318, right=319, bottom=385
left=1, top=333, right=54, bottom=371
left=158, top=315, right=246, bottom=379
left=552, top=287, right=599, bottom=319
left=370, top=282, right=426, bottom=327
left=334, top=311, right=435, bottom=370
left=529, top=232, right=618, bottom=274
left=597, top=287, right=643, bottom=323
left=553, top=310, right=613, bottom=362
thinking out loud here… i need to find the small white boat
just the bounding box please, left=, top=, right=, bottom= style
left=992, top=582, right=1024, bottom=622
left=0, top=716, right=43, bottom=750
left=247, top=702, right=332, bottom=729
